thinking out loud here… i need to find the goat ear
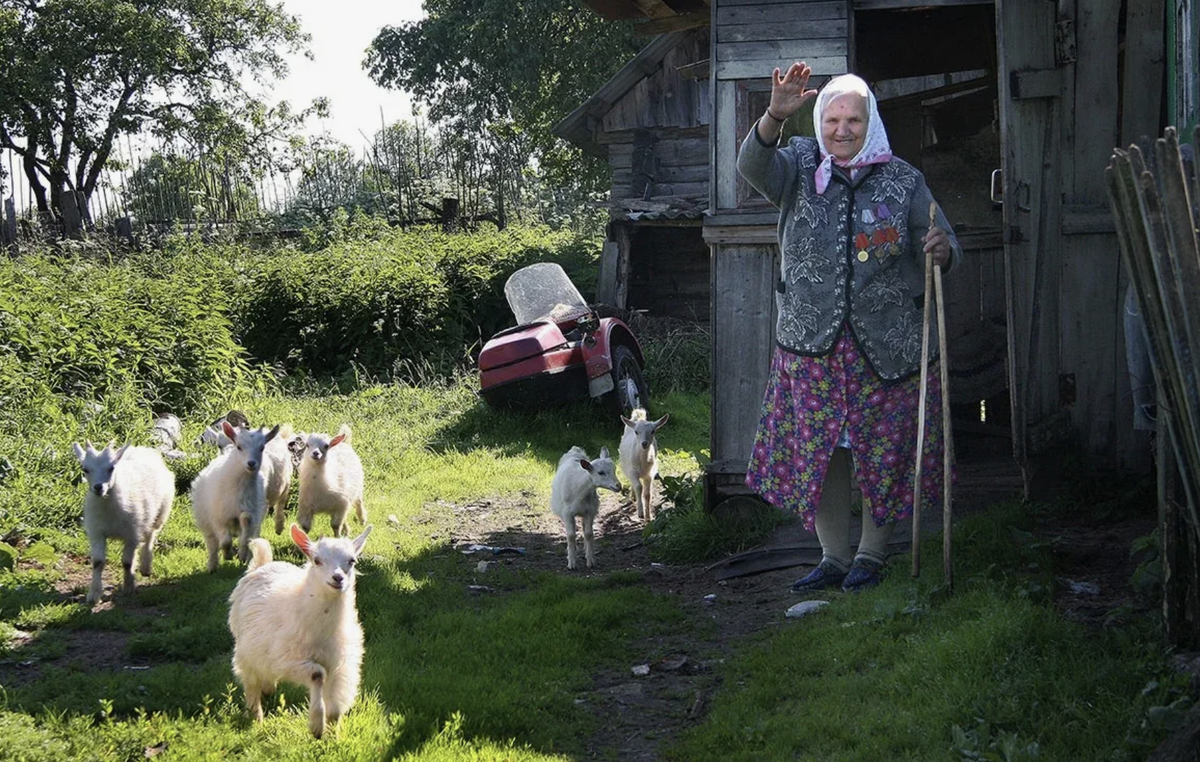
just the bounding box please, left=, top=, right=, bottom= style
left=329, top=434, right=346, bottom=448
left=113, top=442, right=131, bottom=462
left=621, top=416, right=634, bottom=428
left=653, top=414, right=669, bottom=429
left=222, top=421, right=237, bottom=442
left=352, top=525, right=373, bottom=555
left=265, top=424, right=280, bottom=442
left=72, top=442, right=86, bottom=462
left=290, top=524, right=313, bottom=557
left=599, top=446, right=610, bottom=459
left=578, top=458, right=594, bottom=472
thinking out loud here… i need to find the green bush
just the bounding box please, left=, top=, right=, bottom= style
left=0, top=250, right=267, bottom=535
left=233, top=225, right=600, bottom=378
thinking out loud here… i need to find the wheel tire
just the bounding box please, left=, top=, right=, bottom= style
left=605, top=344, right=649, bottom=418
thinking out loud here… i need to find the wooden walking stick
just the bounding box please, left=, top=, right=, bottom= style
left=911, top=204, right=936, bottom=578
left=930, top=203, right=955, bottom=590
left=911, top=201, right=956, bottom=587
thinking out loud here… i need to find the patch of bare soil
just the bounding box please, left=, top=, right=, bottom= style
left=420, top=491, right=807, bottom=762
left=0, top=554, right=162, bottom=688
left=1038, top=509, right=1158, bottom=629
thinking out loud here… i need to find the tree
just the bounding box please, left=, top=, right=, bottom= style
left=0, top=0, right=311, bottom=224
left=364, top=0, right=638, bottom=196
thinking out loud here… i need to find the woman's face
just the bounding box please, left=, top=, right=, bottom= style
left=821, top=93, right=868, bottom=162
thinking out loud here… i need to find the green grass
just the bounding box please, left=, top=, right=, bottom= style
left=0, top=383, right=706, bottom=760
left=669, top=502, right=1187, bottom=762
left=0, top=379, right=1186, bottom=761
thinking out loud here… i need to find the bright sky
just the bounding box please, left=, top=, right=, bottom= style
left=265, top=0, right=426, bottom=149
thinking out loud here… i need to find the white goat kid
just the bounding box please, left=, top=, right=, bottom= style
left=619, top=409, right=669, bottom=521
left=228, top=524, right=372, bottom=738
left=297, top=424, right=366, bottom=537
left=550, top=446, right=621, bottom=570
left=190, top=422, right=283, bottom=571
left=71, top=441, right=174, bottom=605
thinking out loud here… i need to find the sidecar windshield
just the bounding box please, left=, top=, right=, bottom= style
left=504, top=262, right=590, bottom=326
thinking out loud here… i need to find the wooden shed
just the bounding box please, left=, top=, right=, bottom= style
left=568, top=0, right=1183, bottom=506
left=554, top=26, right=713, bottom=321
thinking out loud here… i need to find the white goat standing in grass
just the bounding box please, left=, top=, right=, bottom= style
left=297, top=424, right=366, bottom=537
left=71, top=441, right=174, bottom=605
left=619, top=409, right=669, bottom=522
left=550, top=446, right=621, bottom=570
left=228, top=524, right=372, bottom=738
left=190, top=422, right=290, bottom=571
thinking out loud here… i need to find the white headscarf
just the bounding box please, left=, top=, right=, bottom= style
left=811, top=74, right=892, bottom=194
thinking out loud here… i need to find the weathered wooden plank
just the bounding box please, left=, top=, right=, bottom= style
left=997, top=0, right=1062, bottom=482
left=715, top=79, right=739, bottom=208
left=717, top=2, right=846, bottom=25
left=716, top=55, right=846, bottom=80
left=1061, top=0, right=1121, bottom=465
left=716, top=38, right=846, bottom=62
left=1120, top=0, right=1165, bottom=145
left=702, top=224, right=779, bottom=244
left=1010, top=68, right=1062, bottom=100
left=1061, top=205, right=1117, bottom=234
left=651, top=180, right=708, bottom=197
left=712, top=244, right=779, bottom=466
left=720, top=0, right=830, bottom=5
left=718, top=19, right=847, bottom=42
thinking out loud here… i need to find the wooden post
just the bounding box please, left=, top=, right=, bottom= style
left=3, top=198, right=15, bottom=255
left=441, top=197, right=459, bottom=233
left=597, top=240, right=619, bottom=306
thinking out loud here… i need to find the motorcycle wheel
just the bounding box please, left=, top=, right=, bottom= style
left=605, top=344, right=649, bottom=418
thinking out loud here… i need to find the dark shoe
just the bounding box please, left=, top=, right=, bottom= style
left=842, top=558, right=885, bottom=593
left=791, top=561, right=847, bottom=592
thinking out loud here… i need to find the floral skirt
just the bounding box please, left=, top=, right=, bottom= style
left=745, top=328, right=951, bottom=531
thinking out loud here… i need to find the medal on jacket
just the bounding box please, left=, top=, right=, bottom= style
left=855, top=232, right=869, bottom=262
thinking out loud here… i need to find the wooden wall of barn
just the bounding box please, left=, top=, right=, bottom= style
left=706, top=0, right=851, bottom=483
left=604, top=29, right=711, bottom=205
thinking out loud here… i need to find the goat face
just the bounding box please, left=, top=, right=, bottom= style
left=72, top=440, right=131, bottom=497
left=303, top=431, right=346, bottom=464
left=290, top=524, right=372, bottom=593
left=579, top=446, right=622, bottom=493
left=621, top=414, right=669, bottom=451
left=224, top=422, right=280, bottom=473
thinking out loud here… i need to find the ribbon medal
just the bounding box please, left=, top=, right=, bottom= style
left=855, top=232, right=870, bottom=262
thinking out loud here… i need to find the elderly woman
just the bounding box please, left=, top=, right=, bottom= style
left=737, top=62, right=960, bottom=593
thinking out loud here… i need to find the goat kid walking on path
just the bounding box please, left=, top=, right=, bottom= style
left=619, top=409, right=668, bottom=521
left=228, top=524, right=373, bottom=738
left=550, top=446, right=621, bottom=570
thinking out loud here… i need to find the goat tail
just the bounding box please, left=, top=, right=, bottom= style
left=247, top=538, right=273, bottom=571
left=337, top=423, right=353, bottom=444
left=629, top=408, right=648, bottom=422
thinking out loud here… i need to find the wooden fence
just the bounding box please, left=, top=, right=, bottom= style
left=1106, top=126, right=1200, bottom=650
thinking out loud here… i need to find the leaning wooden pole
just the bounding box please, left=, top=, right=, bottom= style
left=911, top=205, right=936, bottom=578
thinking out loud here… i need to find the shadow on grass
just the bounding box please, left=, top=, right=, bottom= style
left=1, top=521, right=683, bottom=760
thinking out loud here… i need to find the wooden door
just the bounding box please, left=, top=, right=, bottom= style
left=996, top=0, right=1065, bottom=493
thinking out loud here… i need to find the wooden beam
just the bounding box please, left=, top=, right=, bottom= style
left=633, top=12, right=708, bottom=35
left=1061, top=204, right=1117, bottom=235
left=633, top=0, right=676, bottom=19
left=853, top=0, right=993, bottom=8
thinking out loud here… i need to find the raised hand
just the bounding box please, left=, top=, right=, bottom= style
left=770, top=62, right=819, bottom=121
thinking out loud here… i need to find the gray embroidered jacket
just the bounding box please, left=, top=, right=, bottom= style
left=736, top=126, right=962, bottom=381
